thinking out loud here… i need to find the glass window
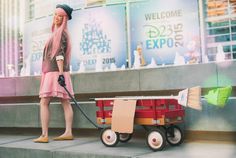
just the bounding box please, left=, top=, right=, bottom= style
left=232, top=45, right=236, bottom=51
left=231, top=19, right=236, bottom=25
left=223, top=45, right=231, bottom=52
left=233, top=53, right=236, bottom=58
left=215, top=35, right=231, bottom=42
left=209, top=27, right=230, bottom=35
left=231, top=25, right=236, bottom=32
left=232, top=33, right=236, bottom=40
left=205, top=0, right=236, bottom=60
left=207, top=20, right=229, bottom=28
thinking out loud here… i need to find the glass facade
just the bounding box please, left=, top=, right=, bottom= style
left=205, top=0, right=236, bottom=60
left=0, top=0, right=22, bottom=77
left=0, top=0, right=236, bottom=77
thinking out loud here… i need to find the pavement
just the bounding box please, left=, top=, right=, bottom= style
left=0, top=129, right=235, bottom=158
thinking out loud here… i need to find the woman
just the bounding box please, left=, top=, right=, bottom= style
left=34, top=4, right=74, bottom=143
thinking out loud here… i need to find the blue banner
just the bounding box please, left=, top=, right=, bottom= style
left=23, top=18, right=51, bottom=76
left=23, top=5, right=127, bottom=75
left=130, top=0, right=201, bottom=66
left=70, top=5, right=127, bottom=71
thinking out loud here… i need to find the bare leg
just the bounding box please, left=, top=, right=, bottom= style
left=60, top=98, right=74, bottom=137
left=33, top=97, right=51, bottom=143
left=40, top=97, right=51, bottom=137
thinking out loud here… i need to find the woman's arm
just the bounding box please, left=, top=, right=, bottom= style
left=57, top=59, right=64, bottom=75
left=56, top=32, right=67, bottom=74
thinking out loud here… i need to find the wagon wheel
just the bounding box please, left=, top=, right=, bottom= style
left=119, top=133, right=132, bottom=143
left=166, top=125, right=183, bottom=146
left=146, top=128, right=166, bottom=151
left=100, top=127, right=119, bottom=147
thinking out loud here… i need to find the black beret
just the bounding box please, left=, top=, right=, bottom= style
left=56, top=4, right=73, bottom=20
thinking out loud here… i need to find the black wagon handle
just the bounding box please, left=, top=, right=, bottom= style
left=62, top=85, right=103, bottom=130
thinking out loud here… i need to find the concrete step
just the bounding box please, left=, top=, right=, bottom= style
left=1, top=99, right=236, bottom=132
left=0, top=130, right=235, bottom=158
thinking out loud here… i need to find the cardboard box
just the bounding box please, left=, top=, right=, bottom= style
left=111, top=99, right=137, bottom=133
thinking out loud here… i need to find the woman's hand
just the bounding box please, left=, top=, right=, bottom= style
left=56, top=58, right=65, bottom=86
left=58, top=74, right=66, bottom=87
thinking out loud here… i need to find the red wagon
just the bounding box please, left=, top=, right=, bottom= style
left=95, top=97, right=185, bottom=151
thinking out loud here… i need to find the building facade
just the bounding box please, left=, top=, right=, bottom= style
left=1, top=0, right=236, bottom=77
left=0, top=0, right=22, bottom=77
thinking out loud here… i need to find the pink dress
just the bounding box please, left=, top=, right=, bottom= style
left=39, top=32, right=74, bottom=99
left=39, top=71, right=74, bottom=99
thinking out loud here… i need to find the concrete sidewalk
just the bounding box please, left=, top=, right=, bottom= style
left=0, top=131, right=235, bottom=158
